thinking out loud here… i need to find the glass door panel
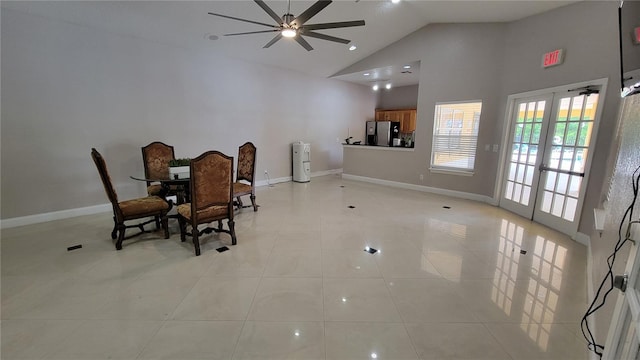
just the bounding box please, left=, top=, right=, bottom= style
left=501, top=95, right=552, bottom=219
left=533, top=92, right=600, bottom=234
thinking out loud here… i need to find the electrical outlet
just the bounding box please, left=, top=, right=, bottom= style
left=419, top=174, right=424, bottom=181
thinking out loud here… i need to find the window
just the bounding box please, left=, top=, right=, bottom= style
left=431, top=101, right=482, bottom=173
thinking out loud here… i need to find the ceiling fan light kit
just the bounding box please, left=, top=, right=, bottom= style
left=208, top=0, right=365, bottom=51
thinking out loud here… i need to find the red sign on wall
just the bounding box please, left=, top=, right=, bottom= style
left=542, top=49, right=564, bottom=68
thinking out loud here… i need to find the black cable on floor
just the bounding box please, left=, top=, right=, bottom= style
left=581, top=164, right=640, bottom=358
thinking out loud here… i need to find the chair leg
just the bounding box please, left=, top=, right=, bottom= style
left=192, top=227, right=201, bottom=256
left=217, top=220, right=223, bottom=231
left=111, top=216, right=118, bottom=239
left=115, top=224, right=126, bottom=250
left=236, top=196, right=243, bottom=209
left=250, top=194, right=257, bottom=212
left=154, top=216, right=160, bottom=230
left=161, top=216, right=169, bottom=239
left=178, top=217, right=187, bottom=242
left=228, top=219, right=237, bottom=245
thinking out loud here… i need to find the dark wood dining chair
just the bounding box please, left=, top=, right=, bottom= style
left=141, top=141, right=184, bottom=202
left=177, top=151, right=236, bottom=256
left=233, top=142, right=258, bottom=211
left=91, top=148, right=170, bottom=250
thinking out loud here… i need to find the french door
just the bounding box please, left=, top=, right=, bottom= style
left=500, top=87, right=602, bottom=236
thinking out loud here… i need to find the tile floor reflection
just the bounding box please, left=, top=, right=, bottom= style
left=1, top=175, right=589, bottom=359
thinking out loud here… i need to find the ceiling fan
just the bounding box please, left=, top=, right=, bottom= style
left=208, top=0, right=365, bottom=51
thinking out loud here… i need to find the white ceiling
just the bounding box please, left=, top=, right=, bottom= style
left=1, top=0, right=577, bottom=86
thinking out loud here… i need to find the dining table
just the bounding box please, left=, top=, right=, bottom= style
left=130, top=175, right=191, bottom=204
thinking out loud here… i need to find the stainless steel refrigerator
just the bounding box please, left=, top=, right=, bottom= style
left=376, top=121, right=400, bottom=146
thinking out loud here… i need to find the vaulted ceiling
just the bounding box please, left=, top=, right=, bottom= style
left=1, top=1, right=578, bottom=86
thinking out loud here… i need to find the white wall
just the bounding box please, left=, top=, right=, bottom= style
left=339, top=22, right=507, bottom=197
left=0, top=8, right=376, bottom=219
left=376, top=84, right=419, bottom=110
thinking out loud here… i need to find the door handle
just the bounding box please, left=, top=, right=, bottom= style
left=538, top=164, right=585, bottom=177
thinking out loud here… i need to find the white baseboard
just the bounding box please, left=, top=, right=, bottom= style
left=2, top=169, right=345, bottom=229
left=341, top=173, right=494, bottom=204
left=586, top=240, right=599, bottom=360
left=1, top=203, right=112, bottom=229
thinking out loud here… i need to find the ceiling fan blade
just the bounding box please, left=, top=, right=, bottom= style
left=225, top=29, right=280, bottom=36
left=291, top=0, right=332, bottom=26
left=254, top=0, right=284, bottom=25
left=263, top=33, right=283, bottom=48
left=295, top=35, right=314, bottom=51
left=208, top=12, right=279, bottom=29
left=303, top=20, right=365, bottom=30
left=300, top=30, right=350, bottom=44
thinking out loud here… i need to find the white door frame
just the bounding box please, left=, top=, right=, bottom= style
left=494, top=78, right=609, bottom=238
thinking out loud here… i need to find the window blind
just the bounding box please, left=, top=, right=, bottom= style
left=431, top=102, right=482, bottom=172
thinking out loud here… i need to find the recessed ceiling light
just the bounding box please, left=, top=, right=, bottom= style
left=363, top=73, right=370, bottom=76
left=204, top=33, right=219, bottom=41
left=372, top=84, right=379, bottom=91
left=349, top=45, right=357, bottom=51
left=391, top=0, right=400, bottom=3
left=385, top=83, right=392, bottom=90
left=403, top=65, right=411, bottom=69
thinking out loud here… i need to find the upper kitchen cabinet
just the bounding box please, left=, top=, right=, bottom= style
left=375, top=109, right=417, bottom=133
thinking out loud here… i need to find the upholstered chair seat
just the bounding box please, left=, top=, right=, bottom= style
left=119, top=196, right=171, bottom=217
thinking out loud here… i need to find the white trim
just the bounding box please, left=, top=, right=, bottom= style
left=429, top=168, right=474, bottom=176
left=586, top=241, right=600, bottom=360
left=494, top=77, right=609, bottom=205
left=342, top=173, right=494, bottom=204
left=0, top=203, right=112, bottom=229
left=573, top=232, right=591, bottom=247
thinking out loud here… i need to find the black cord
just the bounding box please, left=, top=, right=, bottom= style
left=581, top=164, right=640, bottom=358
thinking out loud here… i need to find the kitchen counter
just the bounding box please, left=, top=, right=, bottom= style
left=342, top=144, right=414, bottom=152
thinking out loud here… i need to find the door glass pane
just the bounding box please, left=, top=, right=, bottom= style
left=568, top=176, right=582, bottom=197
left=522, top=186, right=531, bottom=206
left=523, top=124, right=533, bottom=143
left=517, top=164, right=526, bottom=183
left=525, top=165, right=534, bottom=186
left=526, top=103, right=536, bottom=122
left=561, top=149, right=573, bottom=171
left=574, top=149, right=587, bottom=173
left=556, top=173, right=569, bottom=194
left=552, top=194, right=565, bottom=216
left=563, top=197, right=577, bottom=221
left=557, top=98, right=571, bottom=121
left=542, top=191, right=553, bottom=212
left=508, top=163, right=517, bottom=181
left=528, top=146, right=538, bottom=165
left=545, top=172, right=557, bottom=191
left=584, top=95, right=598, bottom=121
left=577, top=122, right=592, bottom=146
left=550, top=146, right=561, bottom=168
left=554, top=123, right=566, bottom=141
left=505, top=181, right=514, bottom=200
left=514, top=183, right=523, bottom=202
left=535, top=101, right=546, bottom=121
left=517, top=103, right=526, bottom=122
left=532, top=124, right=542, bottom=143
left=569, top=95, right=584, bottom=121
left=565, top=123, right=579, bottom=146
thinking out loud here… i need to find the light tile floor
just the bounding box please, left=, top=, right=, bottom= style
left=1, top=175, right=590, bottom=359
